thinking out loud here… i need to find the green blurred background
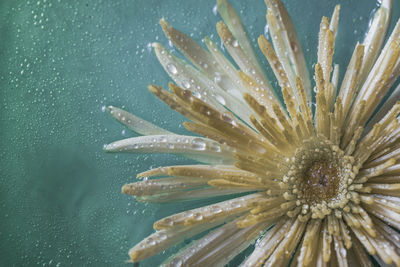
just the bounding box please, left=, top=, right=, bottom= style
left=1, top=0, right=399, bottom=266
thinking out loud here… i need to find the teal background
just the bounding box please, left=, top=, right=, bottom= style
left=1, top=0, right=399, bottom=266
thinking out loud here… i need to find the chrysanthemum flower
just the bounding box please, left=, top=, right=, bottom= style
left=105, top=0, right=400, bottom=265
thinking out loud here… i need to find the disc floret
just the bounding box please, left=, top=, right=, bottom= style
left=282, top=137, right=357, bottom=219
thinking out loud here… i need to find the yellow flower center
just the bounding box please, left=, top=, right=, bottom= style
left=282, top=136, right=357, bottom=219
left=302, top=159, right=339, bottom=202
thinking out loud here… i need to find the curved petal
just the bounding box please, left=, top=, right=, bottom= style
left=104, top=134, right=235, bottom=164
left=106, top=105, right=173, bottom=135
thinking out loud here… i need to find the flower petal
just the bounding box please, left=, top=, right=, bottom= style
left=153, top=193, right=265, bottom=230
left=122, top=177, right=209, bottom=197
left=265, top=0, right=312, bottom=102
left=133, top=187, right=255, bottom=203
left=296, top=219, right=322, bottom=266
left=241, top=218, right=290, bottom=267
left=217, top=0, right=264, bottom=77
left=106, top=106, right=173, bottom=135
left=152, top=42, right=254, bottom=125
left=350, top=19, right=400, bottom=125
left=263, top=217, right=307, bottom=266
left=164, top=217, right=272, bottom=267
left=216, top=21, right=279, bottom=104
left=104, top=135, right=235, bottom=165
left=159, top=18, right=228, bottom=87
left=358, top=0, right=393, bottom=86
left=128, top=219, right=224, bottom=262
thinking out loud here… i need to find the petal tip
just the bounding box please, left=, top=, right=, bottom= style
left=121, top=184, right=132, bottom=194
left=128, top=248, right=141, bottom=263
left=151, top=42, right=162, bottom=50
left=103, top=143, right=116, bottom=152
left=106, top=105, right=114, bottom=113
left=160, top=17, right=170, bottom=31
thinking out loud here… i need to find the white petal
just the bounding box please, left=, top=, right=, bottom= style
left=351, top=18, right=400, bottom=120
left=122, top=177, right=208, bottom=197
left=204, top=37, right=248, bottom=102
left=358, top=0, right=393, bottom=86
left=160, top=19, right=224, bottom=81
left=266, top=0, right=312, bottom=103
left=160, top=19, right=255, bottom=116
left=216, top=21, right=278, bottom=104
left=135, top=187, right=256, bottom=203
left=154, top=193, right=265, bottom=229
left=107, top=106, right=173, bottom=135
left=241, top=219, right=291, bottom=267
left=129, top=219, right=224, bottom=262
left=365, top=81, right=400, bottom=132
left=217, top=0, right=264, bottom=77
left=164, top=218, right=270, bottom=267
left=153, top=42, right=254, bottom=125
left=104, top=134, right=235, bottom=165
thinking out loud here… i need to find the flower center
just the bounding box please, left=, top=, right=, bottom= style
left=281, top=136, right=357, bottom=219
left=302, top=159, right=339, bottom=202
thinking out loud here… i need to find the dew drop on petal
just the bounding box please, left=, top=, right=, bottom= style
left=158, top=233, right=167, bottom=241
left=215, top=95, right=226, bottom=105
left=193, top=92, right=201, bottom=99
left=232, top=39, right=239, bottom=47
left=214, top=72, right=222, bottom=83
left=146, top=238, right=156, bottom=246
left=212, top=4, right=218, bottom=15
left=211, top=205, right=222, bottom=214
left=191, top=138, right=206, bottom=150
left=182, top=80, right=191, bottom=89
left=194, top=213, right=203, bottom=221
left=166, top=63, right=177, bottom=74
left=210, top=142, right=221, bottom=152
left=146, top=42, right=152, bottom=53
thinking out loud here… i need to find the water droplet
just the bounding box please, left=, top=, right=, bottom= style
left=171, top=259, right=183, bottom=267
left=232, top=201, right=242, bottom=208
left=221, top=113, right=236, bottom=125
left=166, top=63, right=177, bottom=74
left=211, top=205, right=222, bottom=213
left=194, top=213, right=203, bottom=220
left=232, top=39, right=239, bottom=47
left=146, top=238, right=156, bottom=246
left=158, top=233, right=167, bottom=241
left=215, top=95, right=226, bottom=105
left=264, top=24, right=269, bottom=37
left=210, top=142, right=221, bottom=152
left=214, top=72, right=222, bottom=83
left=182, top=80, right=191, bottom=89
left=191, top=138, right=206, bottom=150
left=212, top=4, right=218, bottom=16
left=146, top=42, right=152, bottom=53
left=193, top=92, right=201, bottom=99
